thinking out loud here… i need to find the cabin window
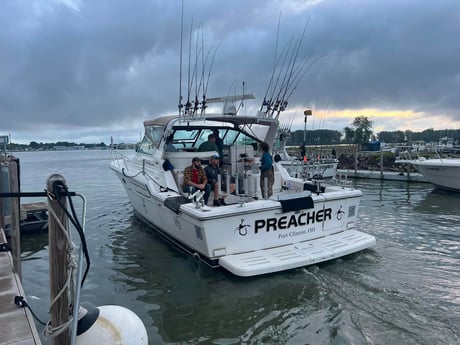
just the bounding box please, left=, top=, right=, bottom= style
left=196, top=129, right=214, bottom=148
left=169, top=127, right=258, bottom=151
left=145, top=125, right=164, bottom=148
left=233, top=131, right=258, bottom=148
left=173, top=129, right=201, bottom=150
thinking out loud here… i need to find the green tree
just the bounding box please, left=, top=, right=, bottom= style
left=343, top=116, right=373, bottom=144
left=29, top=141, right=40, bottom=150
left=344, top=116, right=373, bottom=172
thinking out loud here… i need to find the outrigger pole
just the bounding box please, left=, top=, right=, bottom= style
left=178, top=0, right=184, bottom=116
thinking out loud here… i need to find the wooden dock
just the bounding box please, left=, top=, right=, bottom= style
left=1, top=156, right=90, bottom=345
left=0, top=227, right=41, bottom=345
left=1, top=157, right=42, bottom=345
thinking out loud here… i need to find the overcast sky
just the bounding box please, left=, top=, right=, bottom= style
left=2, top=0, right=460, bottom=144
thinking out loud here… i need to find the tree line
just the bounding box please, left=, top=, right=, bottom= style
left=6, top=141, right=109, bottom=151
left=286, top=116, right=459, bottom=146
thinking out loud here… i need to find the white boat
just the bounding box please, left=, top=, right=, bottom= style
left=277, top=153, right=339, bottom=180
left=275, top=128, right=339, bottom=180
left=110, top=93, right=375, bottom=276
left=396, top=157, right=460, bottom=192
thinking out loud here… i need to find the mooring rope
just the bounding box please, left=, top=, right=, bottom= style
left=43, top=201, right=77, bottom=338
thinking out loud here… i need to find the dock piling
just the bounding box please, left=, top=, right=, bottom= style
left=47, top=174, right=71, bottom=345
left=9, top=159, right=21, bottom=277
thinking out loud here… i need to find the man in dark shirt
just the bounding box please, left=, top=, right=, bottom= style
left=205, top=154, right=223, bottom=206
left=205, top=154, right=236, bottom=206
left=198, top=133, right=219, bottom=152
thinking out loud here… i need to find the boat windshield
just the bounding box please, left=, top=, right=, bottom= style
left=136, top=124, right=166, bottom=154
left=171, top=127, right=259, bottom=151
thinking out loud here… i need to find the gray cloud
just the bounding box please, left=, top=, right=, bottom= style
left=1, top=0, right=459, bottom=144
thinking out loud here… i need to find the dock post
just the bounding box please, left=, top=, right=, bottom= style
left=8, top=158, right=21, bottom=277
left=47, top=174, right=70, bottom=345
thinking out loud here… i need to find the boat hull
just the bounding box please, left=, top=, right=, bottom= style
left=407, top=159, right=460, bottom=192
left=111, top=163, right=374, bottom=276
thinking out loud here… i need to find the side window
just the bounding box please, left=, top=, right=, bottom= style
left=137, top=136, right=154, bottom=155
left=145, top=125, right=164, bottom=148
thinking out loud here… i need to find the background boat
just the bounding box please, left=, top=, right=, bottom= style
left=396, top=154, right=460, bottom=192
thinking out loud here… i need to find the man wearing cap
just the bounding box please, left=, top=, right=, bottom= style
left=205, top=154, right=236, bottom=206
left=205, top=154, right=224, bottom=206
left=182, top=157, right=211, bottom=205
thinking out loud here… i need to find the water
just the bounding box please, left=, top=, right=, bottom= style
left=12, top=150, right=460, bottom=345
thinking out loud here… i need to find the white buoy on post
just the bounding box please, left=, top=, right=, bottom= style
left=76, top=305, right=148, bottom=345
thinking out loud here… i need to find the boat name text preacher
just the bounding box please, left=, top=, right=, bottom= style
left=254, top=208, right=333, bottom=233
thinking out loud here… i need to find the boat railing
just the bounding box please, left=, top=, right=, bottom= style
left=331, top=172, right=353, bottom=188
left=110, top=149, right=133, bottom=172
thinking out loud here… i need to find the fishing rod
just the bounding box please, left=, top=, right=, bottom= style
left=264, top=38, right=294, bottom=115
left=275, top=36, right=306, bottom=114
left=198, top=46, right=212, bottom=114
left=260, top=11, right=282, bottom=113
left=202, top=43, right=220, bottom=115
left=282, top=53, right=324, bottom=111
left=178, top=0, right=185, bottom=115
left=193, top=25, right=205, bottom=115
left=270, top=39, right=298, bottom=116
left=270, top=27, right=310, bottom=117
left=277, top=19, right=310, bottom=105
left=197, top=26, right=206, bottom=115
left=185, top=19, right=194, bottom=115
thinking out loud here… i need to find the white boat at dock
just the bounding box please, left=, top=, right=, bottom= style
left=278, top=153, right=339, bottom=180
left=396, top=156, right=460, bottom=192
left=110, top=95, right=375, bottom=276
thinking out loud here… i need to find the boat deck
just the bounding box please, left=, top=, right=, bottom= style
left=0, top=228, right=42, bottom=345
left=219, top=229, right=376, bottom=276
